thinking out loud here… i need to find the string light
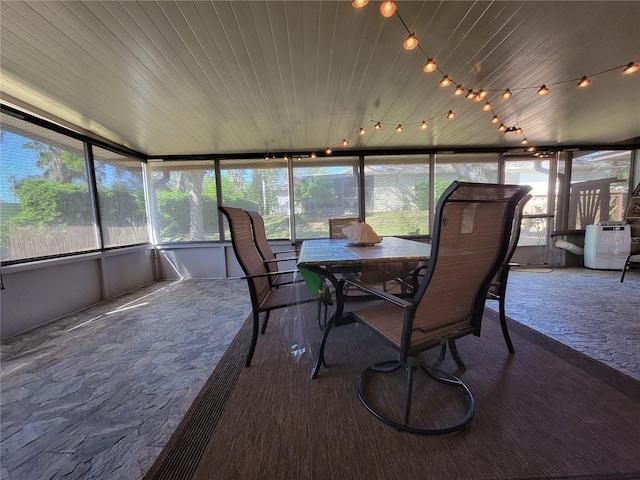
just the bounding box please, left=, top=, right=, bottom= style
left=359, top=127, right=366, bottom=135
left=537, top=85, right=549, bottom=95
left=325, top=147, right=332, bottom=154
left=329, top=2, right=639, bottom=157
left=577, top=76, right=591, bottom=87
left=342, top=139, right=348, bottom=146
left=380, top=0, right=396, bottom=17
left=422, top=58, right=437, bottom=72
left=439, top=75, right=452, bottom=86
left=310, top=152, right=317, bottom=159
left=403, top=33, right=418, bottom=50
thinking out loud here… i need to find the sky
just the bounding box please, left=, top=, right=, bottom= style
left=0, top=130, right=40, bottom=203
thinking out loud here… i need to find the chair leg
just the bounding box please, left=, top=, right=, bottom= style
left=245, top=311, right=260, bottom=367
left=448, top=340, right=466, bottom=370
left=620, top=257, right=630, bottom=282
left=260, top=311, right=271, bottom=335
left=356, top=359, right=475, bottom=435
left=499, top=296, right=515, bottom=354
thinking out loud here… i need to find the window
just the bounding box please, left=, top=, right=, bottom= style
left=1, top=112, right=96, bottom=262
left=292, top=157, right=359, bottom=239
left=506, top=158, right=551, bottom=245
left=435, top=153, right=499, bottom=199
left=148, top=160, right=218, bottom=242
left=569, top=150, right=631, bottom=229
left=364, top=155, right=429, bottom=236
left=92, top=147, right=148, bottom=247
left=220, top=159, right=290, bottom=239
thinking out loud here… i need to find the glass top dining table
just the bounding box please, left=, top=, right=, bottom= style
left=297, top=237, right=431, bottom=294
left=297, top=236, right=432, bottom=268
left=296, top=236, right=431, bottom=378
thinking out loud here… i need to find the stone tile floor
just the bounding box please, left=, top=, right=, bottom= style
left=1, top=268, right=638, bottom=479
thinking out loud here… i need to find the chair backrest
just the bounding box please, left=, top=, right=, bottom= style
left=218, top=206, right=270, bottom=305
left=246, top=211, right=278, bottom=272
left=406, top=182, right=531, bottom=354
left=329, top=218, right=359, bottom=239
left=492, top=193, right=532, bottom=284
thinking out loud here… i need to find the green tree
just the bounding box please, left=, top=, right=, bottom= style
left=295, top=174, right=335, bottom=215
left=22, top=142, right=87, bottom=183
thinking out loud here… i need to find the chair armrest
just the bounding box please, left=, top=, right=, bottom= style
left=343, top=278, right=413, bottom=309
left=274, top=249, right=300, bottom=257
left=243, top=269, right=300, bottom=280
left=263, top=256, right=299, bottom=264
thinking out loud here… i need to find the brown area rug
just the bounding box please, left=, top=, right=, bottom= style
left=145, top=305, right=640, bottom=480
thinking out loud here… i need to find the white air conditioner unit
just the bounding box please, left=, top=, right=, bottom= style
left=584, top=222, right=630, bottom=270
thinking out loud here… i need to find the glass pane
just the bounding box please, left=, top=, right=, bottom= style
left=293, top=158, right=359, bottom=239
left=364, top=155, right=429, bottom=236
left=569, top=150, right=631, bottom=229
left=1, top=113, right=96, bottom=262
left=148, top=160, right=218, bottom=242
left=220, top=159, right=290, bottom=239
left=506, top=158, right=550, bottom=246
left=93, top=147, right=148, bottom=247
left=434, top=153, right=499, bottom=200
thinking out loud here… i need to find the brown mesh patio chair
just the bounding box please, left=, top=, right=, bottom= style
left=219, top=206, right=318, bottom=367
left=486, top=193, right=532, bottom=353
left=329, top=217, right=359, bottom=239
left=246, top=210, right=299, bottom=288
left=337, top=181, right=532, bottom=434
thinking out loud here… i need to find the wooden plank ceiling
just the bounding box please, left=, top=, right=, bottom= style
left=1, top=1, right=639, bottom=157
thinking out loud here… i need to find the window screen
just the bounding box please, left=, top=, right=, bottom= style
left=1, top=112, right=96, bottom=262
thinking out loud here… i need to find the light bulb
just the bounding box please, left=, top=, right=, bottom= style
left=380, top=0, right=396, bottom=17
left=501, top=88, right=512, bottom=99
left=521, top=138, right=529, bottom=145
left=351, top=0, right=369, bottom=8
left=325, top=148, right=332, bottom=155
left=403, top=33, right=418, bottom=50
left=395, top=124, right=403, bottom=132
left=454, top=85, right=465, bottom=95
left=515, top=127, right=523, bottom=134
left=374, top=122, right=381, bottom=129
left=422, top=58, right=437, bottom=73
left=537, top=85, right=549, bottom=95
left=527, top=146, right=536, bottom=152
left=476, top=89, right=487, bottom=99
left=623, top=62, right=639, bottom=74
left=577, top=76, right=591, bottom=87
left=466, top=90, right=477, bottom=99
left=439, top=75, right=452, bottom=87
left=491, top=115, right=500, bottom=124
left=446, top=110, right=456, bottom=119
left=419, top=120, right=428, bottom=129
left=498, top=124, right=507, bottom=132
left=342, top=139, right=348, bottom=146
left=359, top=127, right=366, bottom=136
left=310, top=152, right=317, bottom=159
left=482, top=101, right=492, bottom=112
